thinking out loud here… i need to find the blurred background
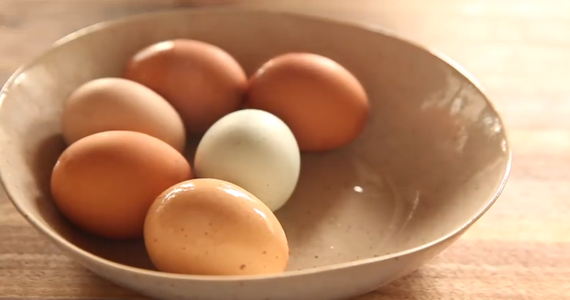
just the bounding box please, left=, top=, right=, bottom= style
left=0, top=0, right=568, bottom=299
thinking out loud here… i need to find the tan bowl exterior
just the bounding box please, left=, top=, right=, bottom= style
left=0, top=8, right=511, bottom=300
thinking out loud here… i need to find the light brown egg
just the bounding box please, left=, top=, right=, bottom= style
left=245, top=53, right=370, bottom=152
left=124, top=39, right=247, bottom=135
left=144, top=178, right=289, bottom=276
left=62, top=78, right=186, bottom=152
left=51, top=131, right=192, bottom=240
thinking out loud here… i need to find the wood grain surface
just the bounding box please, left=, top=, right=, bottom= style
left=0, top=0, right=568, bottom=299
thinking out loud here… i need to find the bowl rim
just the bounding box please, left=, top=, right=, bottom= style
left=0, top=6, right=513, bottom=282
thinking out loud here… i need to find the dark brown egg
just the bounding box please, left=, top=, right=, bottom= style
left=246, top=53, right=370, bottom=152
left=124, top=39, right=247, bottom=135
left=51, top=131, right=192, bottom=240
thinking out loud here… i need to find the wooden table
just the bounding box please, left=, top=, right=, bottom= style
left=0, top=0, right=568, bottom=299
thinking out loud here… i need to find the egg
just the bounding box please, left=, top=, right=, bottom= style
left=62, top=78, right=186, bottom=152
left=245, top=53, right=370, bottom=152
left=194, top=109, right=300, bottom=212
left=144, top=178, right=289, bottom=276
left=51, top=131, right=192, bottom=240
left=124, top=39, right=247, bottom=135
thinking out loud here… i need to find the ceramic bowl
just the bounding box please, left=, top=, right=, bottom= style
left=0, top=7, right=511, bottom=300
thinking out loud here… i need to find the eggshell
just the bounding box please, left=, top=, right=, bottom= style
left=194, top=109, right=300, bottom=212
left=124, top=39, right=247, bottom=135
left=144, top=178, right=289, bottom=276
left=246, top=53, right=370, bottom=152
left=50, top=131, right=192, bottom=240
left=62, top=78, right=186, bottom=152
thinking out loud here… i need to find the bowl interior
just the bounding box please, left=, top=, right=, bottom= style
left=0, top=9, right=509, bottom=272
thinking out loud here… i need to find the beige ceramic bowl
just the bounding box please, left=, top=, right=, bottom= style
left=0, top=7, right=511, bottom=300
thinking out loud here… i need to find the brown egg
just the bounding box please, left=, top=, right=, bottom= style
left=246, top=53, right=370, bottom=152
left=124, top=39, right=247, bottom=135
left=62, top=78, right=186, bottom=152
left=144, top=178, right=289, bottom=276
left=51, top=131, right=192, bottom=240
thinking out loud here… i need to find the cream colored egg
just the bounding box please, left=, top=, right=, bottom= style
left=62, top=78, right=186, bottom=152
left=194, top=109, right=301, bottom=212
